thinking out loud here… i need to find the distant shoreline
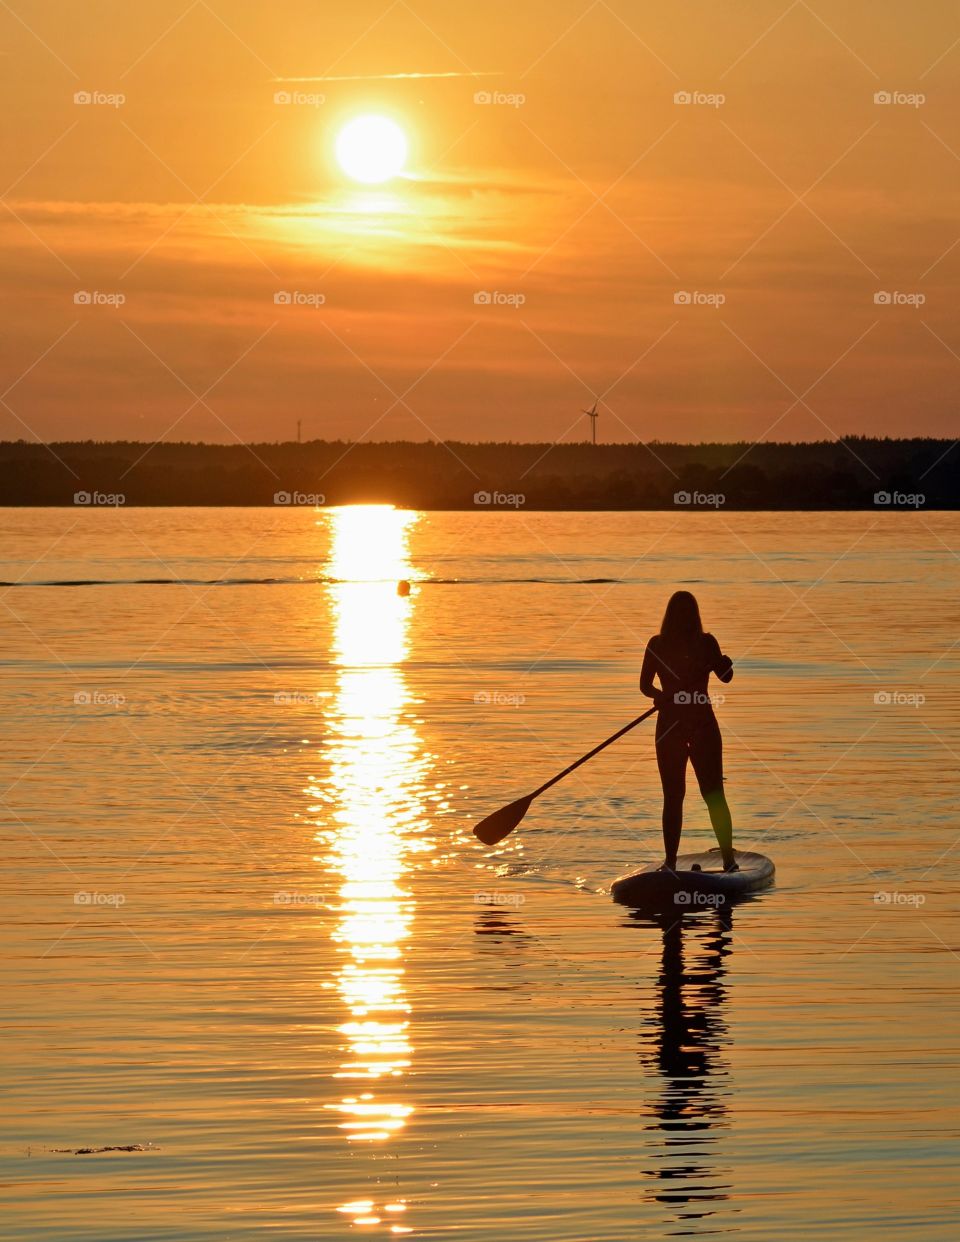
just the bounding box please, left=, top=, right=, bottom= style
left=2, top=437, right=955, bottom=509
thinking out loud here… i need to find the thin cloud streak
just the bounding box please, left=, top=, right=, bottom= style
left=271, top=70, right=501, bottom=82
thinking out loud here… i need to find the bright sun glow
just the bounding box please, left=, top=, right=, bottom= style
left=336, top=116, right=408, bottom=185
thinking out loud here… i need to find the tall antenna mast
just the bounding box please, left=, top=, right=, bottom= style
left=297, top=419, right=302, bottom=444
left=582, top=399, right=599, bottom=445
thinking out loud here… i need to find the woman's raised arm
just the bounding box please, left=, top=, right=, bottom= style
left=708, top=634, right=734, bottom=683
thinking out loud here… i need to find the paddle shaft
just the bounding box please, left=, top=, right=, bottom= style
left=529, top=705, right=656, bottom=800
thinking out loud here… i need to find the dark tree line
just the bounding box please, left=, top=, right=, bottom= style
left=0, top=437, right=955, bottom=508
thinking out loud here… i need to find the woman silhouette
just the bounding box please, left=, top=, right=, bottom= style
left=640, top=592, right=737, bottom=872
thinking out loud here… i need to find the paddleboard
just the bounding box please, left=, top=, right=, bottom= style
left=611, top=848, right=774, bottom=909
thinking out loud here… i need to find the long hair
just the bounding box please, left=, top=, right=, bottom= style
left=659, top=590, right=703, bottom=643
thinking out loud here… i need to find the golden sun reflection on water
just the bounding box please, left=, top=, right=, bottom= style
left=312, top=506, right=428, bottom=1231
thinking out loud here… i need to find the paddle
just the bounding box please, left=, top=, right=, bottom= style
left=472, top=705, right=657, bottom=846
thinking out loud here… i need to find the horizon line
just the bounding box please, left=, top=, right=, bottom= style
left=0, top=434, right=952, bottom=449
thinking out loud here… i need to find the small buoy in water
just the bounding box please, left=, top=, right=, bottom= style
left=397, top=579, right=411, bottom=597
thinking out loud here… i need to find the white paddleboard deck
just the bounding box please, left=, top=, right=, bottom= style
left=611, top=848, right=775, bottom=908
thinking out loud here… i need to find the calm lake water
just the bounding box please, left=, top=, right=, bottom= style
left=1, top=508, right=958, bottom=1241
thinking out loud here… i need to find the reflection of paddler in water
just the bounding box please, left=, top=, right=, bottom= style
left=473, top=902, right=536, bottom=1001
left=474, top=906, right=525, bottom=938
left=634, top=908, right=734, bottom=1219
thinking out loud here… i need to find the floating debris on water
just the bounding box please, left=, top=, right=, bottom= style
left=51, top=1143, right=156, bottom=1156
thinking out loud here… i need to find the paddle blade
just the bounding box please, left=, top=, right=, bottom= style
left=473, top=794, right=533, bottom=846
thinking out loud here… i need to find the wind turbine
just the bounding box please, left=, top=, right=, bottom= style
left=582, top=399, right=599, bottom=445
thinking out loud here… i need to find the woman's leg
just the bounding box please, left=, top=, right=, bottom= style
left=690, top=713, right=735, bottom=867
left=655, top=719, right=688, bottom=868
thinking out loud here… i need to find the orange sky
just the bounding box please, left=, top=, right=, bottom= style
left=1, top=1, right=959, bottom=444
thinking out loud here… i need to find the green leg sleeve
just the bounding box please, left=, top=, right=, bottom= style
left=703, top=787, right=733, bottom=857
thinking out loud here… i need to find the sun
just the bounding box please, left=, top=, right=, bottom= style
left=336, top=116, right=408, bottom=185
